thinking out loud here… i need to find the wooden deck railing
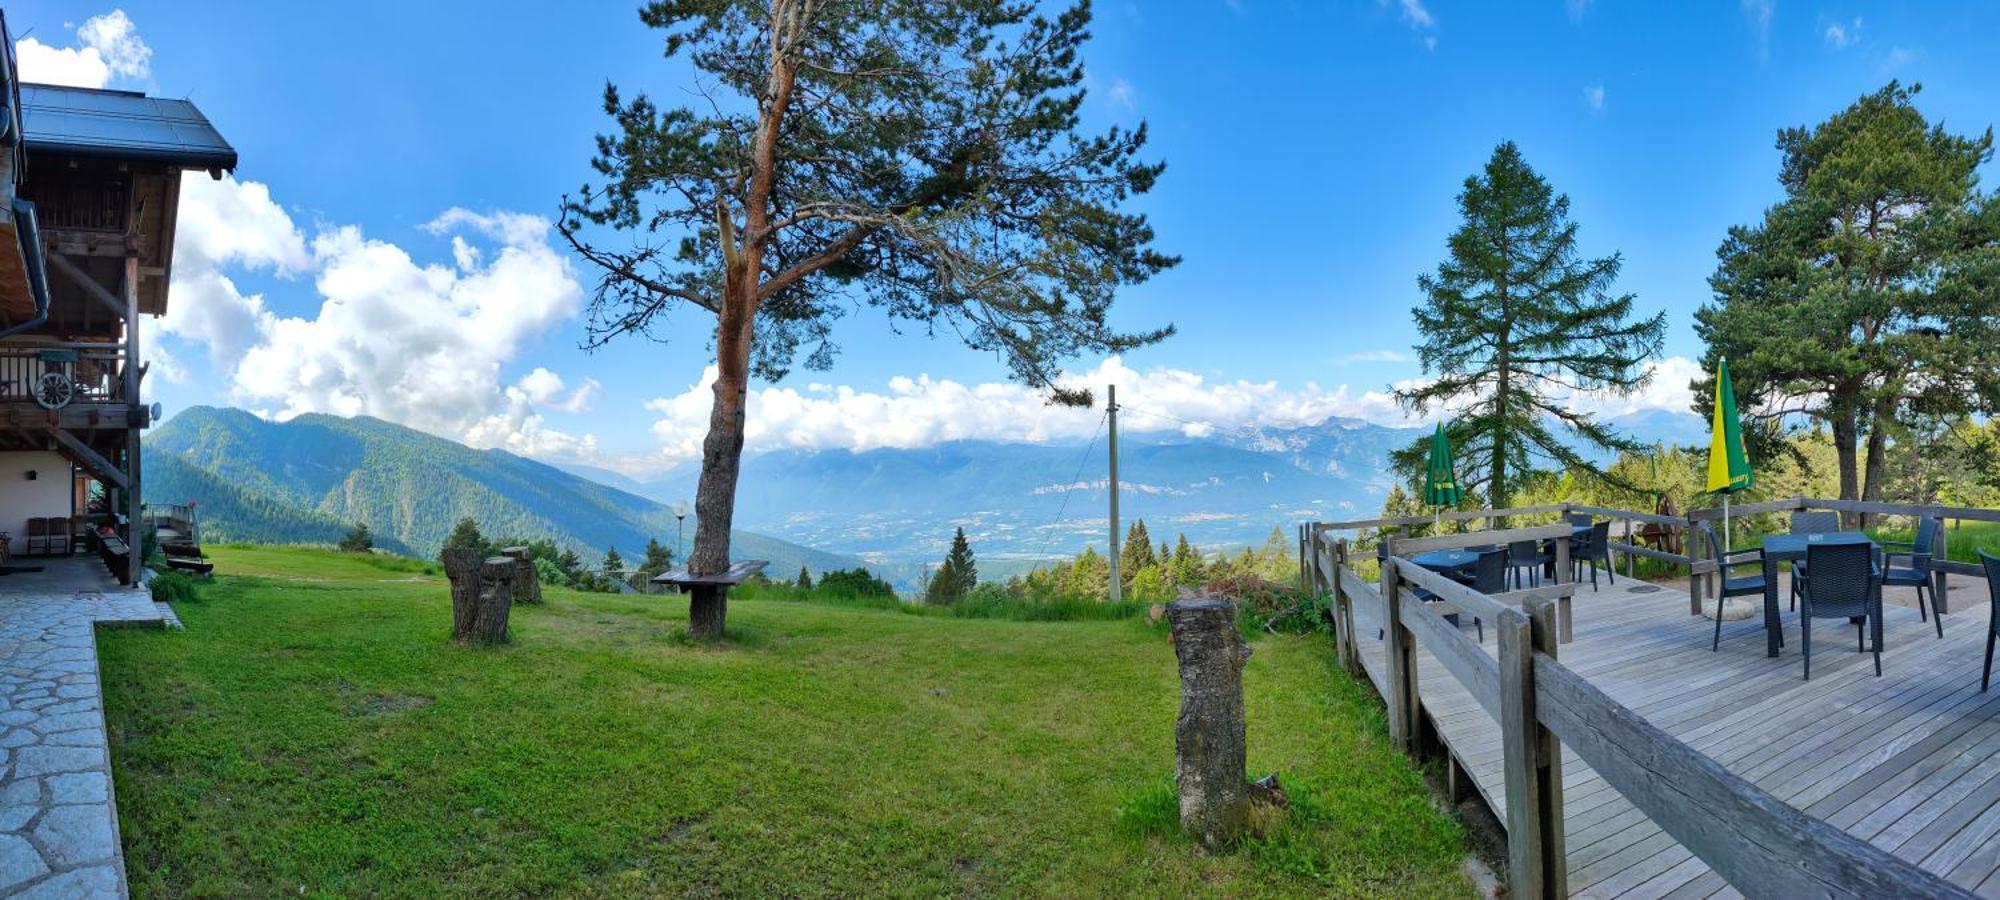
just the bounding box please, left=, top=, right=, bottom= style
left=1303, top=525, right=1975, bottom=898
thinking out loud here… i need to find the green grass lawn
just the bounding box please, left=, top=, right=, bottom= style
left=99, top=546, right=1470, bottom=898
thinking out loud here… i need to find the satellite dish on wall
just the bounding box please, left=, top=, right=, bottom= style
left=149, top=402, right=164, bottom=424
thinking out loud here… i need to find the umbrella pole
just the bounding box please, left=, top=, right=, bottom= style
left=1722, top=495, right=1732, bottom=556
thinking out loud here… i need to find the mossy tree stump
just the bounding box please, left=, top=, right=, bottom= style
left=1168, top=592, right=1253, bottom=849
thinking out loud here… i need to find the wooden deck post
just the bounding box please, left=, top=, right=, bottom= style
left=1551, top=535, right=1574, bottom=643
left=1337, top=539, right=1361, bottom=677
left=1500, top=598, right=1567, bottom=899
left=1382, top=542, right=1417, bottom=753
left=1688, top=514, right=1705, bottom=617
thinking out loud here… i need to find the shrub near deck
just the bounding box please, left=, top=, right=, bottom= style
left=98, top=546, right=1468, bottom=897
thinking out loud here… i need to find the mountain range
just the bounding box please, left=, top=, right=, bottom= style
left=145, top=404, right=1706, bottom=585
left=143, top=407, right=864, bottom=580
left=562, top=408, right=1707, bottom=579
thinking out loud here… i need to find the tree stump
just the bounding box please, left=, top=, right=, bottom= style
left=442, top=550, right=516, bottom=645
left=687, top=585, right=726, bottom=641
left=1168, top=591, right=1253, bottom=849
left=500, top=546, right=543, bottom=605
left=441, top=548, right=485, bottom=639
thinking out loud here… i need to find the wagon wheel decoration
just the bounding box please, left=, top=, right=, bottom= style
left=34, top=372, right=75, bottom=410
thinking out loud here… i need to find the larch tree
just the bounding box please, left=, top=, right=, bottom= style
left=1696, top=82, right=2000, bottom=519
left=561, top=0, right=1176, bottom=611
left=1393, top=141, right=1666, bottom=509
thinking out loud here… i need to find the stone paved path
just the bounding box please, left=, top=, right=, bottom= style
left=0, top=587, right=169, bottom=899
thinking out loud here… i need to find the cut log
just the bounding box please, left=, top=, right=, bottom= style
left=442, top=550, right=514, bottom=645
left=499, top=546, right=543, bottom=605
left=1168, top=591, right=1252, bottom=849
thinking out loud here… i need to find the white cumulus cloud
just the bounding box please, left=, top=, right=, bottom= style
left=638, top=355, right=1703, bottom=468
left=14, top=9, right=150, bottom=89
left=158, top=174, right=600, bottom=460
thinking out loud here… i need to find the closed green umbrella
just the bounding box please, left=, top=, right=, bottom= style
left=1705, top=358, right=1755, bottom=553
left=1424, top=423, right=1464, bottom=527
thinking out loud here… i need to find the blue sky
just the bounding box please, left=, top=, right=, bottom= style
left=9, top=1, right=1997, bottom=473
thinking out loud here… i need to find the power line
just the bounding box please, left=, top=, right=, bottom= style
left=1029, top=408, right=1108, bottom=567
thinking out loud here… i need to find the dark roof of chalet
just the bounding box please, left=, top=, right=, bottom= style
left=17, top=83, right=236, bottom=171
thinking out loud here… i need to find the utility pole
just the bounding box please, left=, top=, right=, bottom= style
left=1107, top=384, right=1121, bottom=603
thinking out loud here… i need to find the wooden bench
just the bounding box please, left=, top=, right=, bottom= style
left=96, top=532, right=131, bottom=583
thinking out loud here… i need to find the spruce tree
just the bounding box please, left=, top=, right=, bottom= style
left=441, top=517, right=488, bottom=560
left=1120, top=519, right=1156, bottom=590
left=1169, top=534, right=1206, bottom=588
left=338, top=524, right=373, bottom=553
left=638, top=538, right=674, bottom=582
left=796, top=566, right=813, bottom=590
left=926, top=527, right=978, bottom=604
left=1394, top=141, right=1666, bottom=509
left=603, top=546, right=624, bottom=578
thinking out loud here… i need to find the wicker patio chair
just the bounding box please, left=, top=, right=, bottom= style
left=1700, top=523, right=1770, bottom=652
left=1507, top=539, right=1545, bottom=590
left=1790, top=510, right=1842, bottom=535
left=1795, top=541, right=1883, bottom=681
left=1881, top=515, right=1944, bottom=639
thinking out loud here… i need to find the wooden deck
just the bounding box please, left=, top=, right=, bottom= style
left=1350, top=571, right=2000, bottom=898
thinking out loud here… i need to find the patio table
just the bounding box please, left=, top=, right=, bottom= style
left=1756, top=531, right=1875, bottom=658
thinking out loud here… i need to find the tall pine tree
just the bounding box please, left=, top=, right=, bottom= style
left=1119, top=519, right=1156, bottom=591
left=1394, top=142, right=1666, bottom=508
left=1696, top=83, right=2000, bottom=518
left=926, top=527, right=978, bottom=605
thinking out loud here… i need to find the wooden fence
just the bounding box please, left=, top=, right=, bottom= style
left=1308, top=496, right=1995, bottom=622
left=1302, top=523, right=1975, bottom=898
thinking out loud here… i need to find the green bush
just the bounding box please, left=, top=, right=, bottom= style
left=149, top=571, right=201, bottom=604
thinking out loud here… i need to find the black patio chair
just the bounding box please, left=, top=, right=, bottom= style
left=1881, top=515, right=1944, bottom=639
left=1795, top=541, right=1882, bottom=681
left=1566, top=512, right=1594, bottom=528
left=1700, top=523, right=1770, bottom=652
left=1980, top=551, right=2000, bottom=692
left=1507, top=539, right=1544, bottom=590
left=1568, top=520, right=1615, bottom=589
left=1440, top=548, right=1502, bottom=643
left=1790, top=509, right=1842, bottom=535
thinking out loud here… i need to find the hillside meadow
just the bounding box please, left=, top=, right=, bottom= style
left=98, top=546, right=1471, bottom=897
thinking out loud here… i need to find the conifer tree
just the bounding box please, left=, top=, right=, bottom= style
left=1119, top=519, right=1156, bottom=590
left=603, top=546, right=624, bottom=578
left=1170, top=534, right=1206, bottom=588
left=562, top=0, right=1177, bottom=618
left=338, top=524, right=373, bottom=553
left=796, top=566, right=813, bottom=590
left=1697, top=83, right=2000, bottom=515
left=638, top=538, right=674, bottom=582
left=1394, top=141, right=1666, bottom=509
left=441, top=517, right=488, bottom=560
left=926, top=527, right=978, bottom=605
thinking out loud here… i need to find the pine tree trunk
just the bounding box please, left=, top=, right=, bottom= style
left=1169, top=592, right=1253, bottom=850
left=688, top=585, right=727, bottom=641
left=1832, top=408, right=1861, bottom=527
left=690, top=266, right=757, bottom=579
left=1859, top=401, right=1894, bottom=529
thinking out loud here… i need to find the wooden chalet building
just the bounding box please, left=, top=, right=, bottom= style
left=0, top=13, right=235, bottom=583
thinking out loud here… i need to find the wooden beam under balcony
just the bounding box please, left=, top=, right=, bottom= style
left=47, top=425, right=127, bottom=491
left=46, top=251, right=128, bottom=321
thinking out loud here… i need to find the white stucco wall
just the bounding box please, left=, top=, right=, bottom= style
left=0, top=452, right=74, bottom=556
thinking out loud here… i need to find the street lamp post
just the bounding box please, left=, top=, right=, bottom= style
left=672, top=500, right=689, bottom=566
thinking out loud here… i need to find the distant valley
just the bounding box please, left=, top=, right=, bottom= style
left=145, top=405, right=1705, bottom=585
